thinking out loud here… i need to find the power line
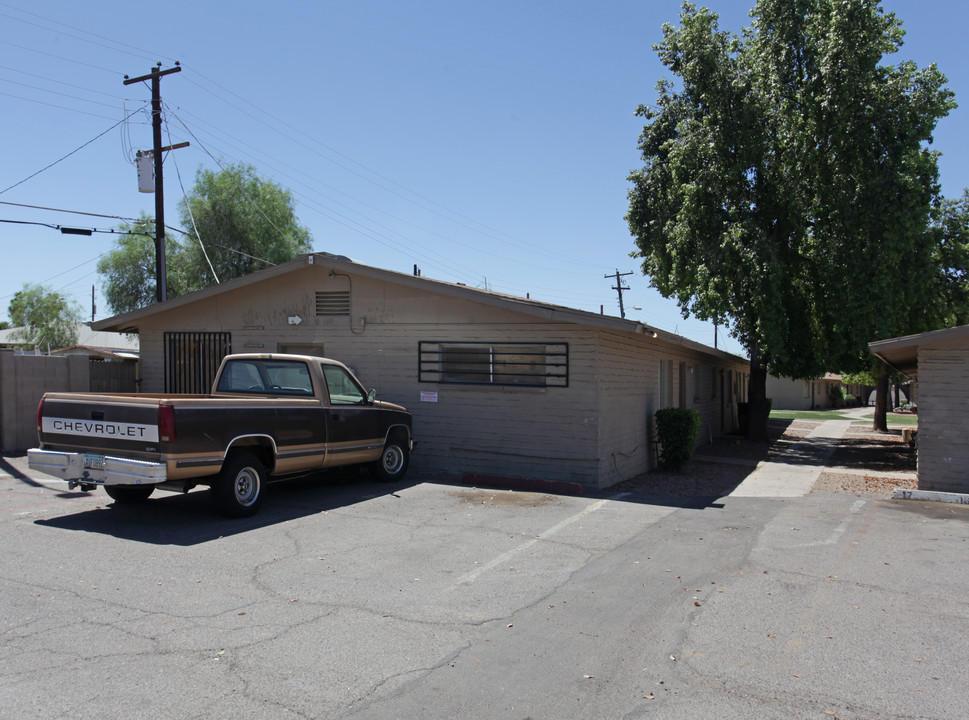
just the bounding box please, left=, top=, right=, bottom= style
left=0, top=63, right=123, bottom=100
left=0, top=200, right=143, bottom=222
left=0, top=3, right=168, bottom=65
left=0, top=107, right=147, bottom=195
left=0, top=38, right=122, bottom=76
left=166, top=107, right=602, bottom=282
left=179, top=70, right=606, bottom=269
left=0, top=76, right=125, bottom=110
left=0, top=218, right=149, bottom=236
left=0, top=89, right=128, bottom=121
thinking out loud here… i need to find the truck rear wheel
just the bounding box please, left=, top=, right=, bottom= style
left=213, top=452, right=266, bottom=518
left=372, top=436, right=409, bottom=482
left=104, top=485, right=155, bottom=503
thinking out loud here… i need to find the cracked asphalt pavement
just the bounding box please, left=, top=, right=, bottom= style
left=1, top=454, right=968, bottom=719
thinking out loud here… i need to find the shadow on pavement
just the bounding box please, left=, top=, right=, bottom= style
left=33, top=468, right=418, bottom=546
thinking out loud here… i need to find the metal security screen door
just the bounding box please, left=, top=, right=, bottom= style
left=164, top=332, right=232, bottom=393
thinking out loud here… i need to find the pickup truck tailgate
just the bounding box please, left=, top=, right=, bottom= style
left=36, top=393, right=172, bottom=454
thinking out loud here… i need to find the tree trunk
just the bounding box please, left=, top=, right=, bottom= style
left=873, top=368, right=890, bottom=432
left=746, top=344, right=770, bottom=442
left=894, top=383, right=901, bottom=409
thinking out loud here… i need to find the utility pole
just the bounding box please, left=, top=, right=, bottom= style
left=124, top=62, right=182, bottom=303
left=605, top=269, right=633, bottom=319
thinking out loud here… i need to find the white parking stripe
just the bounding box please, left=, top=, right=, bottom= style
left=450, top=493, right=634, bottom=588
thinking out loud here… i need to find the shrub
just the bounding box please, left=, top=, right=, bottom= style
left=655, top=407, right=702, bottom=470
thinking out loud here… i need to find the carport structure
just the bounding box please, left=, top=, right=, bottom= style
left=870, top=324, right=969, bottom=494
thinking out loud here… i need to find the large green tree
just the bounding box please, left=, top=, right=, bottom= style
left=627, top=0, right=955, bottom=440
left=98, top=164, right=312, bottom=315
left=863, top=189, right=969, bottom=431
left=177, top=163, right=312, bottom=285
left=7, top=285, right=82, bottom=351
left=927, top=191, right=969, bottom=328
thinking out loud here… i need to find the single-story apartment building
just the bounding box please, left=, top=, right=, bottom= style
left=92, top=253, right=750, bottom=491
left=767, top=373, right=844, bottom=410
left=870, top=324, right=969, bottom=494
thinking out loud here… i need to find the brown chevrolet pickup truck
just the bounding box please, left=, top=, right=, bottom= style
left=27, top=354, right=413, bottom=517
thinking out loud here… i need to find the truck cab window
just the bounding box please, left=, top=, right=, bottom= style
left=321, top=364, right=367, bottom=405
left=217, top=361, right=264, bottom=392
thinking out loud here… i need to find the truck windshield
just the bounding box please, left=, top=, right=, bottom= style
left=217, top=360, right=314, bottom=396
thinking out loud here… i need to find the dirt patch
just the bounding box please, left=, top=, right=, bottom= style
left=814, top=471, right=916, bottom=498
left=449, top=489, right=559, bottom=508
left=827, top=429, right=916, bottom=473
left=612, top=462, right=754, bottom=499
left=614, top=418, right=916, bottom=499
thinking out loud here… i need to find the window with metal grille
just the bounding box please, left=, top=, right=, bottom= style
left=419, top=341, right=568, bottom=388
left=164, top=331, right=232, bottom=393
left=316, top=290, right=350, bottom=316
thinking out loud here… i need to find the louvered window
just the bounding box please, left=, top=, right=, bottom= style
left=316, top=290, right=350, bottom=316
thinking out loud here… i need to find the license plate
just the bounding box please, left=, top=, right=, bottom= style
left=83, top=454, right=105, bottom=471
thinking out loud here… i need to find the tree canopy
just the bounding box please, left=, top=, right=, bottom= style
left=627, top=0, right=955, bottom=439
left=177, top=163, right=312, bottom=286
left=927, top=191, right=969, bottom=328
left=96, top=217, right=192, bottom=315
left=98, top=163, right=312, bottom=315
left=7, top=285, right=82, bottom=351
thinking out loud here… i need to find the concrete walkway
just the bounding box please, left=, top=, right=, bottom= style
left=729, top=418, right=855, bottom=498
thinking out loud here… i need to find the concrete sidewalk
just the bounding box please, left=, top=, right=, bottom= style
left=729, top=419, right=854, bottom=497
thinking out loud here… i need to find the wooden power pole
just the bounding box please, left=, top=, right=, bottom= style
left=605, top=269, right=633, bottom=319
left=124, top=63, right=183, bottom=303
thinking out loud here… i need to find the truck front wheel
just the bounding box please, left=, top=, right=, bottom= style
left=372, top=436, right=409, bottom=482
left=213, top=452, right=266, bottom=518
left=104, top=484, right=154, bottom=503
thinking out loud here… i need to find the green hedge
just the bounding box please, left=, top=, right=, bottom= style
left=655, top=408, right=702, bottom=470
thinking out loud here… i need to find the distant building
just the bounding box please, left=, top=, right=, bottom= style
left=0, top=324, right=138, bottom=358
left=766, top=373, right=843, bottom=410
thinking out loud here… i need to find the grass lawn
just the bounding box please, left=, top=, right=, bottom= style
left=769, top=409, right=852, bottom=420
left=858, top=413, right=919, bottom=427
left=768, top=408, right=919, bottom=427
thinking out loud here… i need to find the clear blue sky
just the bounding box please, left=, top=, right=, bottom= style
left=2, top=0, right=967, bottom=359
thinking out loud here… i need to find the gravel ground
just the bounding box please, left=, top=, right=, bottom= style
left=615, top=418, right=917, bottom=499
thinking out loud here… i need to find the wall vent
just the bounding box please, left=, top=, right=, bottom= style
left=316, top=290, right=350, bottom=316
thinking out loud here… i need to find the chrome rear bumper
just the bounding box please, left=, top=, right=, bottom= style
left=27, top=448, right=167, bottom=486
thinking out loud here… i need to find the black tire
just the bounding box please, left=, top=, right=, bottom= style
left=104, top=484, right=155, bottom=503
left=372, top=436, right=409, bottom=482
left=213, top=452, right=266, bottom=518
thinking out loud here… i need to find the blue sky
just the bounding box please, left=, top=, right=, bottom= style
left=2, top=0, right=966, bottom=359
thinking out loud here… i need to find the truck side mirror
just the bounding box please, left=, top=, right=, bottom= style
left=367, top=389, right=376, bottom=404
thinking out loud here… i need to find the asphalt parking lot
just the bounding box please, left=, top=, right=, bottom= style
left=2, top=455, right=968, bottom=720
